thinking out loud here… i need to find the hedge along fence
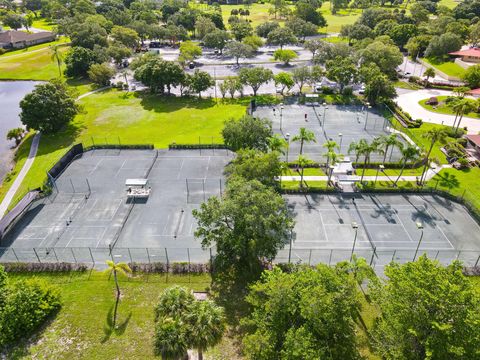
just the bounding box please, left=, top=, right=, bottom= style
left=352, top=159, right=426, bottom=169
left=169, top=143, right=229, bottom=150
left=1, top=262, right=89, bottom=273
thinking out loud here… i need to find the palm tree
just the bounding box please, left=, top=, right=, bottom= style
left=155, top=286, right=195, bottom=321
left=351, top=139, right=383, bottom=183
left=106, top=260, right=132, bottom=328
left=348, top=140, right=365, bottom=164
left=297, top=155, right=310, bottom=188
left=379, top=134, right=404, bottom=164
left=453, top=98, right=476, bottom=134
left=267, top=134, right=288, bottom=154
left=292, top=128, right=316, bottom=155
left=423, top=67, right=435, bottom=85
left=50, top=45, right=63, bottom=77
left=154, top=317, right=189, bottom=360
left=326, top=151, right=342, bottom=187
left=394, top=145, right=420, bottom=186
left=419, top=128, right=448, bottom=184
left=189, top=300, right=226, bottom=360
left=322, top=140, right=339, bottom=168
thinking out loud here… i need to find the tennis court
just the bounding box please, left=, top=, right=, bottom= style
left=280, top=193, right=480, bottom=268
left=0, top=149, right=231, bottom=263
left=254, top=104, right=409, bottom=163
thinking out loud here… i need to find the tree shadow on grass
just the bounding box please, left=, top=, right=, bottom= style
left=139, top=93, right=217, bottom=113
left=101, top=305, right=132, bottom=344
left=435, top=172, right=460, bottom=190
left=35, top=121, right=85, bottom=158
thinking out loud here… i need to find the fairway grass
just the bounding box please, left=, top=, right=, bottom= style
left=0, top=40, right=69, bottom=80
left=8, top=90, right=246, bottom=205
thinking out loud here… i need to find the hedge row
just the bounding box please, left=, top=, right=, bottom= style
left=84, top=144, right=154, bottom=150
left=1, top=262, right=89, bottom=273
left=169, top=144, right=228, bottom=150
left=129, top=262, right=211, bottom=274
left=352, top=160, right=425, bottom=169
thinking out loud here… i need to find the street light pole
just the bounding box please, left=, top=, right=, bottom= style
left=413, top=222, right=424, bottom=261
left=350, top=222, right=359, bottom=261
left=375, top=164, right=384, bottom=187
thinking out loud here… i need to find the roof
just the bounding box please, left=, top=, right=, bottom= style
left=0, top=30, right=54, bottom=44
left=449, top=48, right=480, bottom=57
left=466, top=135, right=480, bottom=147
left=468, top=88, right=480, bottom=95
left=125, top=178, right=148, bottom=186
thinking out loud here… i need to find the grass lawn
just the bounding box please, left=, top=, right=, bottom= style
left=429, top=167, right=480, bottom=210
left=0, top=40, right=69, bottom=80
left=408, top=122, right=456, bottom=164
left=282, top=167, right=326, bottom=176
left=0, top=37, right=69, bottom=58
left=419, top=96, right=480, bottom=119
left=394, top=80, right=423, bottom=90
left=438, top=0, right=461, bottom=8
left=323, top=36, right=348, bottom=43
left=361, top=167, right=424, bottom=177
left=7, top=91, right=246, bottom=206
left=4, top=272, right=220, bottom=359
left=31, top=18, right=56, bottom=31
left=422, top=58, right=465, bottom=78
left=281, top=180, right=329, bottom=190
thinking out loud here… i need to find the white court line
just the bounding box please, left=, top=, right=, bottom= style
left=319, top=213, right=329, bottom=243
left=423, top=208, right=455, bottom=250
left=95, top=227, right=110, bottom=248
left=205, top=156, right=211, bottom=178
left=177, top=159, right=185, bottom=180
left=114, top=159, right=127, bottom=177
left=394, top=213, right=415, bottom=243
left=89, top=158, right=103, bottom=175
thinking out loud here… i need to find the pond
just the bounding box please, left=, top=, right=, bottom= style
left=0, top=81, right=39, bottom=181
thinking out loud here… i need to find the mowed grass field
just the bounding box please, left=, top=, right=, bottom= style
left=422, top=58, right=466, bottom=78
left=6, top=90, right=246, bottom=206
left=419, top=96, right=480, bottom=119
left=0, top=38, right=69, bottom=80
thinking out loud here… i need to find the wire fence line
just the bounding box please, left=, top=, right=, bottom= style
left=0, top=247, right=479, bottom=270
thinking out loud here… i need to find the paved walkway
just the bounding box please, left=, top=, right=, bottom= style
left=0, top=132, right=41, bottom=217
left=396, top=89, right=480, bottom=134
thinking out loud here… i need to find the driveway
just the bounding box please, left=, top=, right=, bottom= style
left=395, top=88, right=480, bottom=134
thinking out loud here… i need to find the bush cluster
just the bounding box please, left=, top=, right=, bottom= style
left=0, top=266, right=61, bottom=348
left=168, top=143, right=227, bottom=150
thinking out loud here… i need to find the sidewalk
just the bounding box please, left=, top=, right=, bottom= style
left=0, top=132, right=41, bottom=218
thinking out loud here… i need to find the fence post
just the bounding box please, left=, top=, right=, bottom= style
left=308, top=249, right=312, bottom=266
left=33, top=248, right=41, bottom=263
left=203, top=179, right=206, bottom=202
left=456, top=250, right=461, bottom=260
left=187, top=248, right=191, bottom=273
left=165, top=248, right=169, bottom=270
left=88, top=247, right=95, bottom=265
left=475, top=255, right=480, bottom=268
left=11, top=248, right=19, bottom=262
left=328, top=249, right=333, bottom=266
left=435, top=250, right=440, bottom=260
left=52, top=248, right=59, bottom=262
left=128, top=248, right=133, bottom=264
left=391, top=250, right=396, bottom=262
left=369, top=250, right=375, bottom=266
left=71, top=248, right=77, bottom=263
left=146, top=248, right=151, bottom=264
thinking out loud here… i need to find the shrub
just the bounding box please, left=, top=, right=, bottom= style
left=0, top=278, right=61, bottom=347
left=0, top=262, right=88, bottom=273
left=408, top=76, right=420, bottom=83
left=342, top=86, right=353, bottom=96
left=457, top=157, right=469, bottom=168
left=445, top=127, right=466, bottom=138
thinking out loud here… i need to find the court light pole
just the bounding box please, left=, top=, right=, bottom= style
left=338, top=133, right=343, bottom=153
left=375, top=164, right=384, bottom=187
left=413, top=221, right=424, bottom=261
left=350, top=222, right=359, bottom=261
left=322, top=102, right=328, bottom=130
left=285, top=133, right=290, bottom=163
left=280, top=103, right=284, bottom=131
left=364, top=102, right=372, bottom=130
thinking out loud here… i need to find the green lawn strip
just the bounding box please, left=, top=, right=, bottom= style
left=5, top=272, right=212, bottom=359
left=0, top=42, right=69, bottom=80
left=322, top=36, right=348, bottom=44
left=394, top=80, right=423, bottom=90
left=0, top=37, right=69, bottom=58
left=360, top=167, right=424, bottom=177
left=9, top=90, right=246, bottom=204
left=418, top=96, right=480, bottom=119
left=282, top=167, right=326, bottom=176
left=428, top=167, right=480, bottom=210
left=281, top=180, right=328, bottom=190
left=438, top=0, right=461, bottom=9
left=0, top=134, right=35, bottom=205
left=422, top=58, right=465, bottom=78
